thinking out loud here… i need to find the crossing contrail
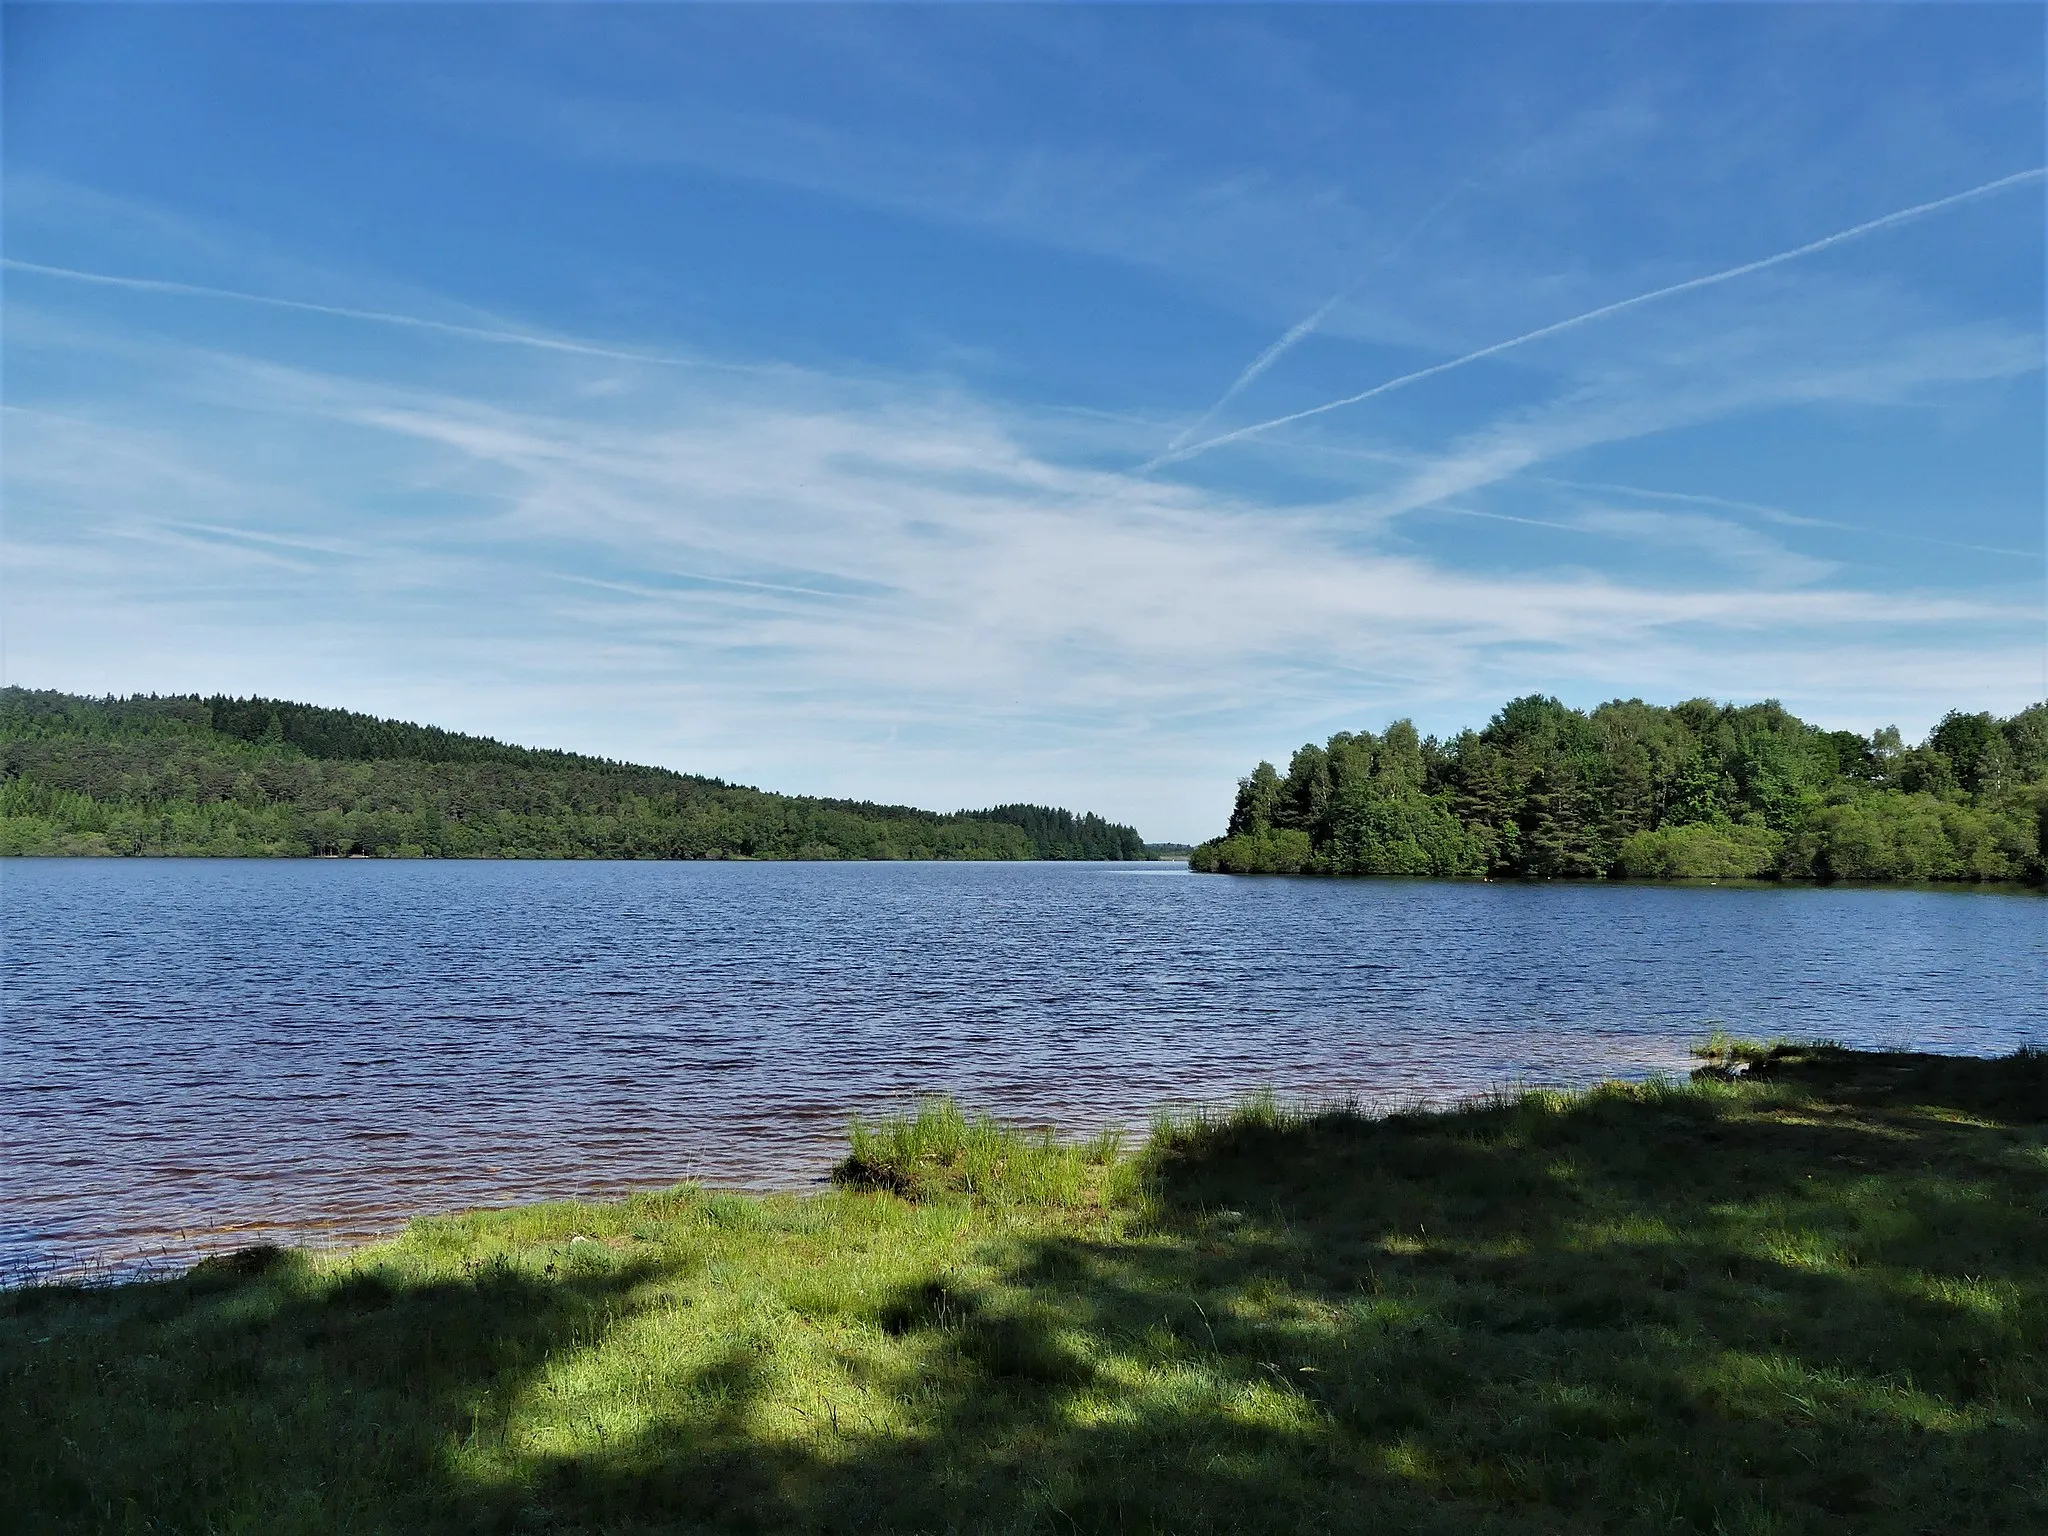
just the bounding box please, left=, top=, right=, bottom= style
left=1, top=257, right=702, bottom=368
left=1164, top=288, right=1348, bottom=455
left=1161, top=179, right=1476, bottom=454
left=1142, top=165, right=2046, bottom=472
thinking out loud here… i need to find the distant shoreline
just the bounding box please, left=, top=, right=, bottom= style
left=2, top=687, right=1153, bottom=863
left=14, top=853, right=2044, bottom=891
left=0, top=849, right=1186, bottom=864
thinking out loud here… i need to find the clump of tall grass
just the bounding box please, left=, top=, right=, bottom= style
left=832, top=1097, right=1124, bottom=1208
left=1692, top=1026, right=1784, bottom=1071
left=1143, top=1087, right=1348, bottom=1154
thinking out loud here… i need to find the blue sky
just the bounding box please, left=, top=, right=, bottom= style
left=3, top=4, right=2042, bottom=841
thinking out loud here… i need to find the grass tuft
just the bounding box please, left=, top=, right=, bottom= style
left=832, top=1096, right=1123, bottom=1208
left=1692, top=1026, right=1786, bottom=1069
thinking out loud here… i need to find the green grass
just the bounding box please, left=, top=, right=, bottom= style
left=6, top=1044, right=2045, bottom=1533
left=837, top=1097, right=1129, bottom=1207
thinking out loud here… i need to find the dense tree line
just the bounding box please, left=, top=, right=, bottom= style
left=1192, top=695, right=2048, bottom=884
left=970, top=804, right=1149, bottom=861
left=0, top=690, right=1149, bottom=862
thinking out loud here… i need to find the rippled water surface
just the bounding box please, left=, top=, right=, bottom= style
left=5, top=858, right=2042, bottom=1278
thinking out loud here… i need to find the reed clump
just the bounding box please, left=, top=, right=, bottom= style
left=1691, top=1026, right=1794, bottom=1071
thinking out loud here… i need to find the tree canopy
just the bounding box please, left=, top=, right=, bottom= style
left=1193, top=696, right=2048, bottom=884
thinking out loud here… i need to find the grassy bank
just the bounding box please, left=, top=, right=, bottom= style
left=6, top=1045, right=2045, bottom=1533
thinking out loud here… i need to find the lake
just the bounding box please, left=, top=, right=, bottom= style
left=4, top=858, right=2041, bottom=1281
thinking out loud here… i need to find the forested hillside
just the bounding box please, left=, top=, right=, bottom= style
left=1194, top=695, right=2048, bottom=884
left=0, top=690, right=1148, bottom=861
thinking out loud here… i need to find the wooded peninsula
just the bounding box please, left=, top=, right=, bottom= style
left=0, top=689, right=1149, bottom=861
left=1194, top=695, right=2047, bottom=883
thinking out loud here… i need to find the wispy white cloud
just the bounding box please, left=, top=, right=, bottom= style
left=1536, top=476, right=2040, bottom=560
left=1425, top=503, right=1838, bottom=588
left=1, top=258, right=737, bottom=371
left=1567, top=507, right=1841, bottom=586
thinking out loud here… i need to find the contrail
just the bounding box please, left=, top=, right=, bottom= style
left=1, top=257, right=696, bottom=368
left=1162, top=177, right=1475, bottom=454
left=1163, top=7, right=1676, bottom=457
left=1144, top=166, right=2046, bottom=471
left=1164, top=289, right=1346, bottom=454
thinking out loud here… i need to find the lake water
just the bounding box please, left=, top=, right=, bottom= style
left=4, top=858, right=2042, bottom=1281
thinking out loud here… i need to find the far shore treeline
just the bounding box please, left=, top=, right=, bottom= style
left=0, top=690, right=1149, bottom=861
left=1194, top=695, right=2048, bottom=884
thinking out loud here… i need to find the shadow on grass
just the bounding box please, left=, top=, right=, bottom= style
left=6, top=1047, right=2045, bottom=1533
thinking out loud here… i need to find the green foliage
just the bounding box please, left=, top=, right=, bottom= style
left=1225, top=760, right=1284, bottom=837
left=1188, top=826, right=1314, bottom=873
left=1618, top=821, right=1781, bottom=879
left=1783, top=792, right=2040, bottom=882
left=1197, top=693, right=2047, bottom=884
left=8, top=1047, right=2046, bottom=1533
left=834, top=1098, right=1125, bottom=1208
left=1321, top=788, right=1488, bottom=876
left=967, top=804, right=1147, bottom=860
left=0, top=689, right=1148, bottom=862
left=1930, top=710, right=2013, bottom=794
left=2004, top=703, right=2048, bottom=778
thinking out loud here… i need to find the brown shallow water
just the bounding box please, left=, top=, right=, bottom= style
left=5, top=858, right=2042, bottom=1281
